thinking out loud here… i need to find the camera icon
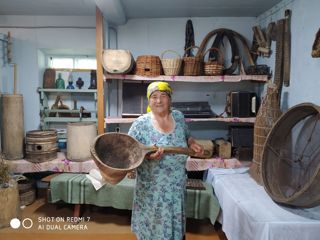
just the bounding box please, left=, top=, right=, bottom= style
left=10, top=218, right=33, bottom=229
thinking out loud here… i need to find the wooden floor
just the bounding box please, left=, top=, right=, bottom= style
left=0, top=198, right=227, bottom=240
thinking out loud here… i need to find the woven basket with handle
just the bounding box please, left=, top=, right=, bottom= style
left=203, top=47, right=224, bottom=76
left=183, top=46, right=202, bottom=76
left=160, top=50, right=182, bottom=76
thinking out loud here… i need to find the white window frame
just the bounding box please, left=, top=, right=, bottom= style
left=48, top=55, right=97, bottom=70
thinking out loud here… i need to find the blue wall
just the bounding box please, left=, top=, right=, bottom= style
left=257, top=0, right=320, bottom=110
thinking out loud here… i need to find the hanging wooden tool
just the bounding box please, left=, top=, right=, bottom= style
left=311, top=28, right=320, bottom=58
left=252, top=26, right=271, bottom=57
left=184, top=19, right=195, bottom=57
left=274, top=19, right=285, bottom=106
left=283, top=9, right=292, bottom=87
left=273, top=9, right=292, bottom=104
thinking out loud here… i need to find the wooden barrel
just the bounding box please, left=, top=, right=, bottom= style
left=1, top=94, right=24, bottom=160
left=0, top=180, right=21, bottom=228
left=102, top=49, right=135, bottom=74
left=25, top=130, right=58, bottom=163
left=67, top=122, right=97, bottom=161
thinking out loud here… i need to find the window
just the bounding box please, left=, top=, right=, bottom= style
left=74, top=58, right=97, bottom=69
left=49, top=56, right=97, bottom=69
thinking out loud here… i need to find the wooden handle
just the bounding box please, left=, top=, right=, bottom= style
left=13, top=63, right=17, bottom=94
left=143, top=145, right=211, bottom=157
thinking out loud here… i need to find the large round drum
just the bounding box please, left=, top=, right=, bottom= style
left=67, top=122, right=97, bottom=161
left=261, top=103, right=320, bottom=207
left=25, top=130, right=58, bottom=163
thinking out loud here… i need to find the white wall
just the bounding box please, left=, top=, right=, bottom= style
left=0, top=15, right=96, bottom=132
left=257, top=0, right=320, bottom=110
left=117, top=17, right=255, bottom=58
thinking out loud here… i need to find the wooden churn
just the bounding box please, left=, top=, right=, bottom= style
left=1, top=94, right=24, bottom=160
left=67, top=122, right=97, bottom=161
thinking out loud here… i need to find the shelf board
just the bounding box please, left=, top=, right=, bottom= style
left=44, top=109, right=97, bottom=113
left=105, top=74, right=268, bottom=83
left=54, top=68, right=95, bottom=72
left=38, top=88, right=97, bottom=93
left=44, top=117, right=97, bottom=122
left=105, top=117, right=256, bottom=124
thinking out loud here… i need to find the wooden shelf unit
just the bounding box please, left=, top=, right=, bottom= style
left=105, top=117, right=256, bottom=124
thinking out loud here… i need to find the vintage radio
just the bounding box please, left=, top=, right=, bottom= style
left=226, top=91, right=259, bottom=117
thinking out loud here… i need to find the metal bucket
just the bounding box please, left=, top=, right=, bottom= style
left=1, top=94, right=24, bottom=159
left=25, top=130, right=58, bottom=163
left=67, top=122, right=97, bottom=161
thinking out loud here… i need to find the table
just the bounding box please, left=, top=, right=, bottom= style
left=49, top=173, right=220, bottom=224
left=6, top=152, right=98, bottom=173
left=205, top=169, right=320, bottom=240
left=6, top=151, right=222, bottom=173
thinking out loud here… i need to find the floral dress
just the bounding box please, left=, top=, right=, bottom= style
left=128, top=109, right=190, bottom=240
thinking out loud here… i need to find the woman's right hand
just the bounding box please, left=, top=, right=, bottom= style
left=146, top=147, right=164, bottom=160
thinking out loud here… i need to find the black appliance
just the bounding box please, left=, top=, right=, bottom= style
left=226, top=91, right=259, bottom=117
left=172, top=102, right=216, bottom=118
left=229, top=126, right=253, bottom=147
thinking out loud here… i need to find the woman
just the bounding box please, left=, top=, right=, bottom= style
left=128, top=81, right=204, bottom=240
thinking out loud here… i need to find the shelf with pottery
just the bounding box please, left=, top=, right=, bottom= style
left=105, top=74, right=268, bottom=83
left=105, top=116, right=256, bottom=124
left=38, top=88, right=98, bottom=130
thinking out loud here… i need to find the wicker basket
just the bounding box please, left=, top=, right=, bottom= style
left=20, top=189, right=36, bottom=206
left=16, top=175, right=36, bottom=206
left=203, top=47, right=224, bottom=76
left=160, top=50, right=182, bottom=76
left=249, top=84, right=282, bottom=185
left=135, top=55, right=162, bottom=77
left=183, top=46, right=202, bottom=76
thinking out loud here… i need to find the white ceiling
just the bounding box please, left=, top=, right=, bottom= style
left=0, top=0, right=282, bottom=20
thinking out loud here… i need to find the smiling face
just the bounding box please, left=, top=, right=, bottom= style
left=148, top=90, right=171, bottom=115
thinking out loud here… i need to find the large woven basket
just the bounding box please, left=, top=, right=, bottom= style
left=135, top=55, right=162, bottom=77
left=183, top=46, right=202, bottom=76
left=203, top=47, right=224, bottom=76
left=249, top=84, right=282, bottom=185
left=160, top=50, right=182, bottom=76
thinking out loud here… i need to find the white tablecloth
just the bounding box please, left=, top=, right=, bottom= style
left=205, top=169, right=320, bottom=240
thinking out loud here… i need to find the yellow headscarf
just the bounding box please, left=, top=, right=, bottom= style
left=146, top=81, right=172, bottom=112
